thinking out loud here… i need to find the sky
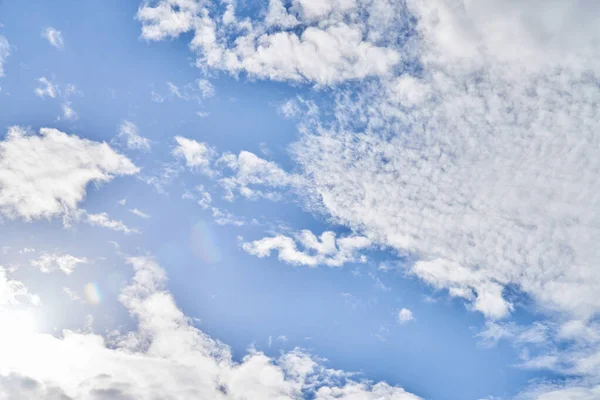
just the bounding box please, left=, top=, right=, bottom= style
left=0, top=0, right=599, bottom=399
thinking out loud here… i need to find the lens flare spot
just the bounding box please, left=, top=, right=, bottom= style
left=84, top=282, right=102, bottom=305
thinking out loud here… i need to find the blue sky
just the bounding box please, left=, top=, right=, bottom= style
left=0, top=1, right=600, bottom=399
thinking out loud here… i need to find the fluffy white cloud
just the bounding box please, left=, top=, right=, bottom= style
left=115, top=121, right=151, bottom=152
left=0, top=126, right=139, bottom=221
left=397, top=308, right=413, bottom=324
left=0, top=256, right=420, bottom=399
left=243, top=230, right=371, bottom=267
left=137, top=0, right=402, bottom=85
left=173, top=136, right=216, bottom=174
left=218, top=151, right=302, bottom=201
left=0, top=35, right=9, bottom=77
left=31, top=253, right=88, bottom=275
left=41, top=27, right=64, bottom=50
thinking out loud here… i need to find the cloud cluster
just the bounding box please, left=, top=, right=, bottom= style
left=0, top=126, right=138, bottom=221
left=286, top=0, right=600, bottom=326
left=31, top=253, right=88, bottom=275
left=243, top=230, right=371, bottom=267
left=137, top=0, right=405, bottom=85
left=173, top=136, right=303, bottom=203
left=139, top=1, right=600, bottom=396
left=0, top=256, right=420, bottom=399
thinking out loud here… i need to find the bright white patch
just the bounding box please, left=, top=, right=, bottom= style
left=397, top=308, right=414, bottom=324
left=0, top=126, right=138, bottom=221
left=0, top=257, right=421, bottom=399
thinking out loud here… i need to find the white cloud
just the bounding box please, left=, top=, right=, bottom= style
left=211, top=207, right=245, bottom=226
left=137, top=0, right=402, bottom=85
left=0, top=267, right=39, bottom=307
left=196, top=79, right=215, bottom=98
left=397, top=308, right=413, bottom=324
left=60, top=102, right=77, bottom=120
left=243, top=230, right=371, bottom=267
left=31, top=253, right=88, bottom=275
left=34, top=77, right=57, bottom=98
left=218, top=151, right=302, bottom=201
left=0, top=126, right=138, bottom=221
left=195, top=185, right=212, bottom=209
left=85, top=212, right=139, bottom=234
left=130, top=208, right=151, bottom=219
left=0, top=35, right=9, bottom=77
left=116, top=120, right=151, bottom=152
left=0, top=256, right=421, bottom=400
left=316, top=381, right=421, bottom=399
left=292, top=53, right=600, bottom=323
left=173, top=136, right=216, bottom=174
left=41, top=27, right=64, bottom=50
left=136, top=1, right=600, bottom=395
left=35, top=78, right=81, bottom=120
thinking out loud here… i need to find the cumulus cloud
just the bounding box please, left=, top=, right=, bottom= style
left=115, top=121, right=151, bottom=152
left=173, top=136, right=216, bottom=175
left=0, top=35, right=9, bottom=77
left=137, top=0, right=403, bottom=85
left=0, top=256, right=420, bottom=400
left=41, top=27, right=64, bottom=49
left=0, top=126, right=139, bottom=221
left=397, top=308, right=413, bottom=324
left=31, top=253, right=88, bottom=275
left=243, top=230, right=371, bottom=267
